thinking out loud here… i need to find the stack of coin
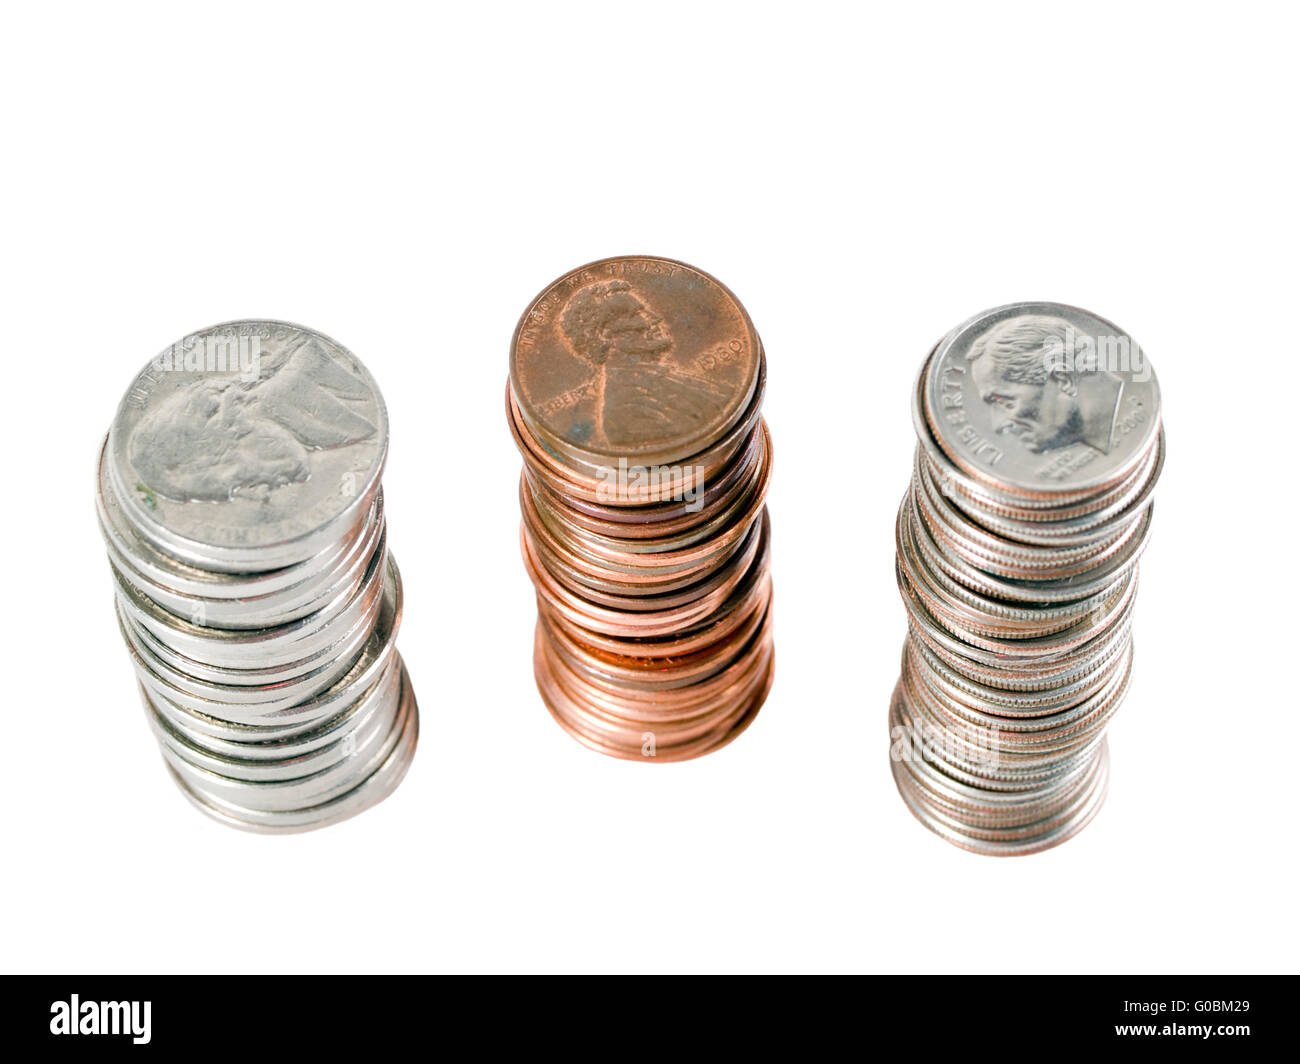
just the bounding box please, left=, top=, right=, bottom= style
left=889, top=302, right=1163, bottom=855
left=96, top=320, right=419, bottom=832
left=507, top=256, right=774, bottom=761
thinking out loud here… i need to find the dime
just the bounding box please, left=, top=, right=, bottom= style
left=96, top=321, right=418, bottom=831
left=890, top=302, right=1162, bottom=855
left=923, top=302, right=1160, bottom=498
left=508, top=257, right=775, bottom=762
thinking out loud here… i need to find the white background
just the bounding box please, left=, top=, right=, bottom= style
left=3, top=1, right=1296, bottom=974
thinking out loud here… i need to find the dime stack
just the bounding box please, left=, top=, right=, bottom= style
left=889, top=302, right=1163, bottom=855
left=507, top=256, right=774, bottom=761
left=96, top=320, right=418, bottom=832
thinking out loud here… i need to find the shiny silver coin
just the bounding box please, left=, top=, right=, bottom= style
left=150, top=654, right=402, bottom=769
left=154, top=670, right=407, bottom=808
left=118, top=599, right=373, bottom=718
left=116, top=552, right=402, bottom=721
left=890, top=303, right=1162, bottom=856
left=110, top=532, right=386, bottom=674
left=136, top=563, right=405, bottom=742
left=106, top=320, right=388, bottom=574
left=116, top=580, right=381, bottom=686
left=163, top=660, right=418, bottom=834
left=98, top=438, right=388, bottom=630
left=890, top=684, right=1111, bottom=856
left=96, top=434, right=384, bottom=614
left=144, top=655, right=402, bottom=782
left=922, top=302, right=1161, bottom=499
left=98, top=323, right=418, bottom=831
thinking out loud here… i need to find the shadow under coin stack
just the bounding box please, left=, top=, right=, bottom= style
left=96, top=320, right=418, bottom=832
left=507, top=256, right=774, bottom=761
left=890, top=302, right=1163, bottom=855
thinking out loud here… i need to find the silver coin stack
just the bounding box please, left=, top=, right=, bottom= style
left=889, top=302, right=1163, bottom=855
left=96, top=320, right=419, bottom=832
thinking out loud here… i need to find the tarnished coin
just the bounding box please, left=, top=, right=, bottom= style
left=107, top=320, right=388, bottom=574
left=924, top=302, right=1160, bottom=498
left=509, top=256, right=762, bottom=469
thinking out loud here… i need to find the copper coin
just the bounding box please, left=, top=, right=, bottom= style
left=510, top=256, right=762, bottom=469
left=508, top=257, right=775, bottom=764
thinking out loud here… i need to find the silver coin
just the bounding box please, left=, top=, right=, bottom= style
left=923, top=302, right=1161, bottom=499
left=891, top=302, right=1162, bottom=856
left=163, top=660, right=418, bottom=833
left=118, top=600, right=372, bottom=719
left=157, top=678, right=409, bottom=810
left=144, top=656, right=402, bottom=782
left=98, top=433, right=389, bottom=630
left=98, top=322, right=417, bottom=832
left=111, top=533, right=386, bottom=674
left=130, top=560, right=404, bottom=737
left=107, top=320, right=388, bottom=574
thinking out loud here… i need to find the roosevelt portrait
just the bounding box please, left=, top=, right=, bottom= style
left=966, top=314, right=1126, bottom=455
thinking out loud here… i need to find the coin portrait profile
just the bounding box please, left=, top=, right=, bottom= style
left=129, top=337, right=378, bottom=503
left=966, top=314, right=1127, bottom=455
left=557, top=279, right=728, bottom=449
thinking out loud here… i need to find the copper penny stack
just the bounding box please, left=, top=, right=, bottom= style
left=507, top=256, right=774, bottom=762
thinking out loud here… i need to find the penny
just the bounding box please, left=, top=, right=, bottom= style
left=536, top=620, right=772, bottom=763
left=537, top=551, right=772, bottom=661
left=521, top=511, right=771, bottom=638
left=540, top=587, right=770, bottom=691
left=505, top=351, right=766, bottom=506
left=508, top=257, right=775, bottom=762
left=510, top=256, right=762, bottom=470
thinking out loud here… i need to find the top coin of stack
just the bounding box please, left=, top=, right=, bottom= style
left=508, top=256, right=775, bottom=761
left=509, top=257, right=764, bottom=478
left=921, top=302, right=1161, bottom=505
left=97, top=320, right=418, bottom=831
left=889, top=301, right=1163, bottom=854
